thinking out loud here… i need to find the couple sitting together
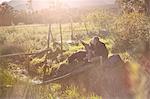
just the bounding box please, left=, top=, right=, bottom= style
left=82, top=36, right=108, bottom=62
left=68, top=36, right=109, bottom=64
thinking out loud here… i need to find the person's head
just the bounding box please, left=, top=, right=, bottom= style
left=92, top=36, right=99, bottom=45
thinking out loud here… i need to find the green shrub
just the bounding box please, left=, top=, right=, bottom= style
left=0, top=68, right=16, bottom=97
left=0, top=34, right=6, bottom=45
left=111, top=12, right=150, bottom=54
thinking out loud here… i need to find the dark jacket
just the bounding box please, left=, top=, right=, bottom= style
left=92, top=41, right=108, bottom=60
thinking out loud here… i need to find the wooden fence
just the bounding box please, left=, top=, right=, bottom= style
left=0, top=22, right=102, bottom=58
left=0, top=22, right=102, bottom=80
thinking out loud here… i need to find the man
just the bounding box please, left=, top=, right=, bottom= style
left=90, top=36, right=109, bottom=62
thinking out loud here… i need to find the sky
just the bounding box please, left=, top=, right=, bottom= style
left=0, top=0, right=115, bottom=4
left=0, top=0, right=11, bottom=4
left=0, top=0, right=115, bottom=9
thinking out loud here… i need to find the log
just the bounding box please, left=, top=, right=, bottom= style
left=36, top=57, right=134, bottom=99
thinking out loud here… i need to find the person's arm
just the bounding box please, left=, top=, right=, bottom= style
left=80, top=40, right=87, bottom=46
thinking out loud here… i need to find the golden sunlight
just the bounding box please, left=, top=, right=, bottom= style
left=0, top=0, right=11, bottom=4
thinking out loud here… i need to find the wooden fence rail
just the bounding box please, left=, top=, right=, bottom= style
left=0, top=22, right=103, bottom=60
left=0, top=49, right=51, bottom=58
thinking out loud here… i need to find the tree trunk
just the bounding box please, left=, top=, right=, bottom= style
left=144, top=0, right=150, bottom=55
left=145, top=0, right=150, bottom=16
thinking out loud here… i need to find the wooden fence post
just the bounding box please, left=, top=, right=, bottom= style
left=47, top=24, right=51, bottom=49
left=70, top=22, right=74, bottom=40
left=43, top=24, right=52, bottom=81
left=84, top=22, right=89, bottom=33
left=59, top=23, right=63, bottom=53
left=26, top=56, right=31, bottom=73
left=49, top=24, right=55, bottom=43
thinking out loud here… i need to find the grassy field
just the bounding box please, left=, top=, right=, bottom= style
left=0, top=23, right=109, bottom=98
left=0, top=23, right=99, bottom=52
left=0, top=24, right=149, bottom=99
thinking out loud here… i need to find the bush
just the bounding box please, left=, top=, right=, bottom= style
left=82, top=9, right=115, bottom=38
left=111, top=12, right=150, bottom=54
left=0, top=34, right=6, bottom=45
left=0, top=68, right=16, bottom=97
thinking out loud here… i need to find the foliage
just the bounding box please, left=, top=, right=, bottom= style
left=0, top=2, right=17, bottom=26
left=0, top=2, right=108, bottom=26
left=0, top=68, right=16, bottom=86
left=0, top=68, right=16, bottom=97
left=116, top=0, right=150, bottom=16
left=83, top=9, right=115, bottom=31
left=111, top=12, right=150, bottom=54
left=1, top=5, right=148, bottom=98
left=116, top=0, right=145, bottom=13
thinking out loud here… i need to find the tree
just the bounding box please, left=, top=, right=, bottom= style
left=83, top=9, right=115, bottom=33
left=0, top=2, right=16, bottom=26
left=114, top=0, right=150, bottom=54
left=112, top=12, right=149, bottom=53
left=117, top=0, right=150, bottom=15
left=27, top=0, right=33, bottom=12
left=145, top=0, right=150, bottom=16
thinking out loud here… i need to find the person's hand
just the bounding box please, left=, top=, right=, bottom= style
left=92, top=51, right=95, bottom=55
